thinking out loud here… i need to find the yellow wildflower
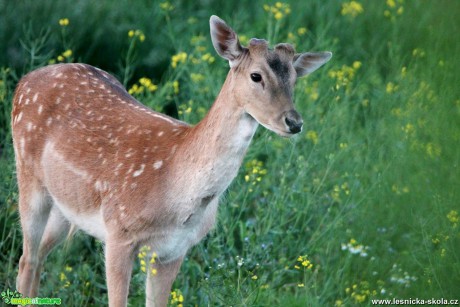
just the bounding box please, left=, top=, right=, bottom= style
left=128, top=29, right=145, bottom=42
left=306, top=130, right=318, bottom=144
left=297, top=255, right=314, bottom=270
left=386, top=82, right=397, bottom=94
left=440, top=248, right=446, bottom=257
left=447, top=210, right=459, bottom=227
left=173, top=80, right=180, bottom=95
left=201, top=53, right=215, bottom=63
left=239, top=34, right=249, bottom=45
left=412, top=48, right=426, bottom=58
left=341, top=1, right=364, bottom=18
left=62, top=49, right=72, bottom=58
left=160, top=1, right=174, bottom=11
left=171, top=52, right=187, bottom=68
left=190, top=73, right=204, bottom=83
left=170, top=289, right=184, bottom=306
left=264, top=2, right=290, bottom=20
left=352, top=293, right=367, bottom=303
left=128, top=84, right=140, bottom=95
left=297, top=27, right=307, bottom=35
left=138, top=245, right=157, bottom=275
left=139, top=77, right=158, bottom=92
left=59, top=18, right=69, bottom=26
left=401, top=66, right=407, bottom=77
left=244, top=159, right=267, bottom=191
left=352, top=61, right=362, bottom=69
left=328, top=62, right=361, bottom=92
left=402, top=123, right=415, bottom=136
left=187, top=17, right=198, bottom=24
left=426, top=142, right=441, bottom=158
left=386, top=0, right=396, bottom=8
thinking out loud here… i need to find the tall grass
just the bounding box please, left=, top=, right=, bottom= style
left=1, top=0, right=459, bottom=306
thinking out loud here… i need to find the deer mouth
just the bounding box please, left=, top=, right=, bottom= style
left=258, top=121, right=298, bottom=138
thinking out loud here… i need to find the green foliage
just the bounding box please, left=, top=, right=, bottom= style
left=1, top=0, right=459, bottom=306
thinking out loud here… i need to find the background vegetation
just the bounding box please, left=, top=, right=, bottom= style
left=1, top=0, right=459, bottom=306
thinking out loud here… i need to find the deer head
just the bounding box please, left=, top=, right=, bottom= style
left=210, top=15, right=332, bottom=137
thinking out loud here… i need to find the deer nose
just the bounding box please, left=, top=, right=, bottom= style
left=284, top=110, right=303, bottom=134
left=285, top=117, right=303, bottom=134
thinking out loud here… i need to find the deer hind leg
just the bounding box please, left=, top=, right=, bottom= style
left=16, top=180, right=52, bottom=297
left=146, top=257, right=184, bottom=307
left=31, top=205, right=71, bottom=292
left=37, top=205, right=71, bottom=260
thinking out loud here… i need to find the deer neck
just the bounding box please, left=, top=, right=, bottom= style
left=173, top=70, right=258, bottom=195
left=196, top=70, right=258, bottom=155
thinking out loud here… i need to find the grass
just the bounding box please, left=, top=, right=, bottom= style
left=1, top=0, right=459, bottom=306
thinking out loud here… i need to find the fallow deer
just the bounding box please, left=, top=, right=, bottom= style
left=12, top=15, right=331, bottom=306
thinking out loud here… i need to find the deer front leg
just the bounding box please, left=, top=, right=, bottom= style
left=146, top=257, right=184, bottom=307
left=105, top=240, right=135, bottom=307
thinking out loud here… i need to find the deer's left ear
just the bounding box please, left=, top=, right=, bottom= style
left=293, top=52, right=332, bottom=78
left=210, top=15, right=244, bottom=67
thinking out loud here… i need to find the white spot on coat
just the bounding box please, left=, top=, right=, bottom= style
left=16, top=112, right=23, bottom=124
left=153, top=161, right=163, bottom=170
left=132, top=164, right=145, bottom=177
left=19, top=137, right=25, bottom=157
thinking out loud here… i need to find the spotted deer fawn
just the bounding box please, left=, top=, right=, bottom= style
left=12, top=15, right=331, bottom=306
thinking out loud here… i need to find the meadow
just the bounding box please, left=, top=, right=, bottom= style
left=0, top=0, right=459, bottom=306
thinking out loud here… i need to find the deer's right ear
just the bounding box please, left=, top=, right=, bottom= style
left=210, top=15, right=244, bottom=66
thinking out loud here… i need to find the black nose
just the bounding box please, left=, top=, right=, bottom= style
left=284, top=110, right=303, bottom=134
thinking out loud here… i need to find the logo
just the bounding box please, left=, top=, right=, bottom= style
left=1, top=289, right=61, bottom=306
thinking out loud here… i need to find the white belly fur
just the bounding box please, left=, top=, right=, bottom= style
left=52, top=198, right=107, bottom=241
left=51, top=197, right=217, bottom=262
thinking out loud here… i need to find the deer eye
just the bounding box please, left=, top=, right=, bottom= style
left=250, top=73, right=262, bottom=83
